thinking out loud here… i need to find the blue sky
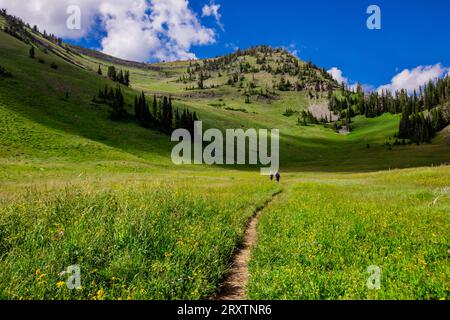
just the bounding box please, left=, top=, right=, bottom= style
left=2, top=0, right=449, bottom=90
left=188, top=0, right=450, bottom=88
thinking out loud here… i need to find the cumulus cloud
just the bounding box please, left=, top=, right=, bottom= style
left=327, top=67, right=348, bottom=85
left=149, top=0, right=216, bottom=61
left=0, top=0, right=96, bottom=38
left=0, top=0, right=217, bottom=62
left=377, top=64, right=450, bottom=93
left=327, top=67, right=365, bottom=92
left=202, top=0, right=223, bottom=30
left=328, top=64, right=450, bottom=94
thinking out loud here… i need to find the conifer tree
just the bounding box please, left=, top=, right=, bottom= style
left=29, top=46, right=35, bottom=59
left=167, top=97, right=173, bottom=131
left=161, top=96, right=170, bottom=132
left=140, top=92, right=153, bottom=128
left=111, top=87, right=126, bottom=120
left=198, top=72, right=204, bottom=89
left=117, top=70, right=124, bottom=84
left=124, top=71, right=130, bottom=86
left=107, top=66, right=117, bottom=81
left=152, top=95, right=158, bottom=121
left=134, top=95, right=140, bottom=119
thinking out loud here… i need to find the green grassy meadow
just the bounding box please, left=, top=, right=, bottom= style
left=0, top=173, right=279, bottom=300
left=248, top=167, right=449, bottom=300
left=0, top=23, right=449, bottom=300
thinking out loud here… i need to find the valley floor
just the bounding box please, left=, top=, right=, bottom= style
left=249, top=166, right=450, bottom=300
left=0, top=164, right=448, bottom=300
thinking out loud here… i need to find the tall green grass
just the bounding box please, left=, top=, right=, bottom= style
left=0, top=177, right=279, bottom=299
left=248, top=166, right=450, bottom=300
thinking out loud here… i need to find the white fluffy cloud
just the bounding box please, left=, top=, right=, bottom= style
left=328, top=65, right=449, bottom=94
left=149, top=0, right=216, bottom=61
left=0, top=0, right=96, bottom=38
left=327, top=67, right=348, bottom=85
left=0, top=0, right=218, bottom=62
left=378, top=64, right=450, bottom=93
left=202, top=0, right=223, bottom=30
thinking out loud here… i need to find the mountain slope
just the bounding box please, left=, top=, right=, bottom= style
left=0, top=11, right=449, bottom=174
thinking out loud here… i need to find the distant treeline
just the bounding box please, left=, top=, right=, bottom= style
left=329, top=77, right=450, bottom=143
left=398, top=78, right=450, bottom=143
left=1, top=9, right=62, bottom=46
left=95, top=85, right=198, bottom=134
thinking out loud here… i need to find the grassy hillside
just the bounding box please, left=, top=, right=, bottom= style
left=0, top=14, right=449, bottom=300
left=66, top=40, right=450, bottom=172
left=1, top=16, right=448, bottom=172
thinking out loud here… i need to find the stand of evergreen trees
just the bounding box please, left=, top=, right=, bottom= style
left=134, top=93, right=198, bottom=134
left=396, top=78, right=449, bottom=144
left=107, top=66, right=130, bottom=86
left=329, top=76, right=450, bottom=143
left=398, top=107, right=448, bottom=144
left=298, top=110, right=320, bottom=126
left=96, top=85, right=128, bottom=120
left=95, top=86, right=198, bottom=134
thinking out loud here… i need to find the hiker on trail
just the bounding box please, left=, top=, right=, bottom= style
left=275, top=171, right=281, bottom=183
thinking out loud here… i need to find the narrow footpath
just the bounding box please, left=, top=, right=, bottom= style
left=215, top=191, right=282, bottom=300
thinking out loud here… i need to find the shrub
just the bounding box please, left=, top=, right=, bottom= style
left=283, top=108, right=297, bottom=117
left=29, top=46, right=35, bottom=59
left=0, top=65, right=12, bottom=77
left=225, top=107, right=248, bottom=113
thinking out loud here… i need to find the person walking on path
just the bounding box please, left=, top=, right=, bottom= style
left=275, top=171, right=281, bottom=183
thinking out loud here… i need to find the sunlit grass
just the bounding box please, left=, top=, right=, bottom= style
left=248, top=166, right=450, bottom=300
left=0, top=175, right=279, bottom=300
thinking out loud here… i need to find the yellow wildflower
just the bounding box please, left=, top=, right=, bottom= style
left=97, top=288, right=105, bottom=300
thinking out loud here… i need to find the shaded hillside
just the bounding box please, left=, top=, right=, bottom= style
left=69, top=44, right=162, bottom=72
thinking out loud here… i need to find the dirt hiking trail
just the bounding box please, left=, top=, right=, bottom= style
left=215, top=191, right=282, bottom=300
